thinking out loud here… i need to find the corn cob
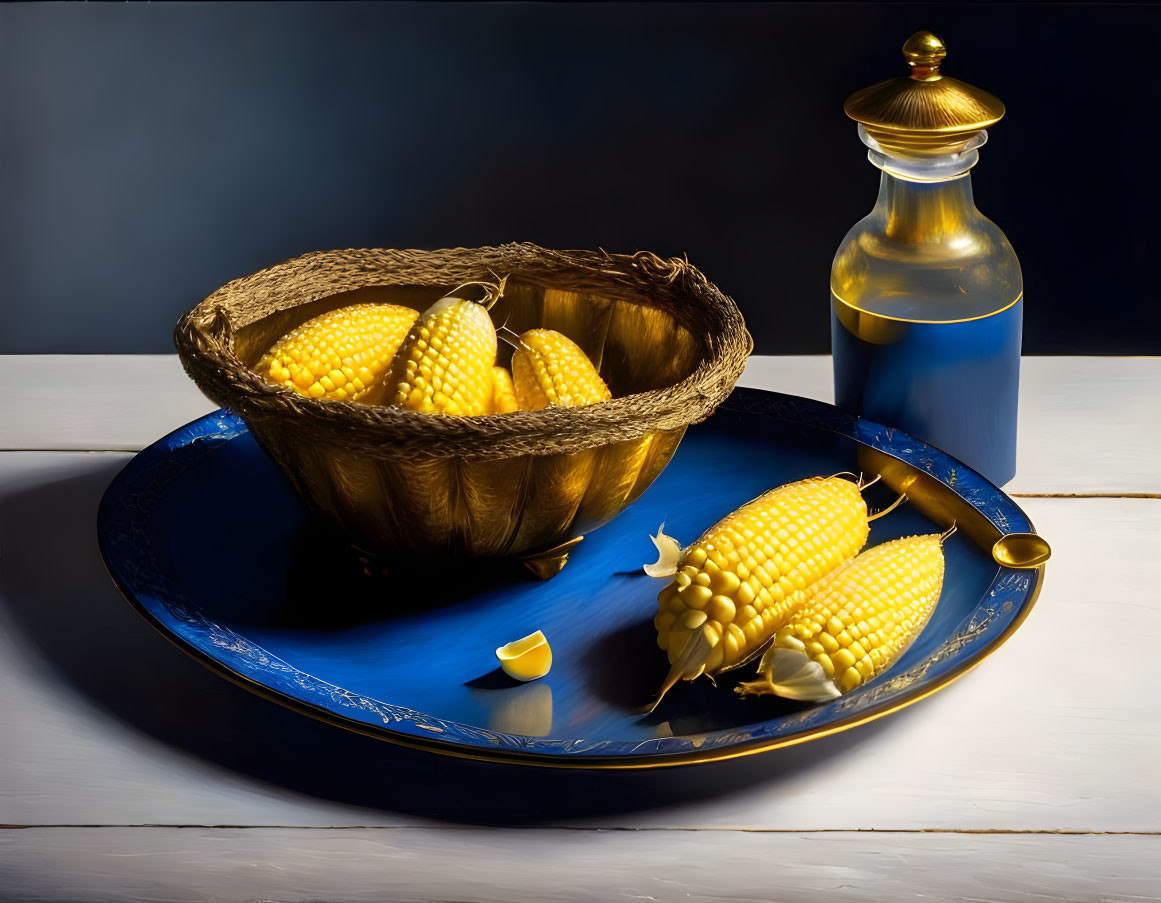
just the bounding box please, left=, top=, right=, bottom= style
left=647, top=476, right=872, bottom=708
left=736, top=531, right=948, bottom=702
left=254, top=303, right=418, bottom=402
left=511, top=328, right=612, bottom=410
left=366, top=280, right=504, bottom=414
left=491, top=365, right=519, bottom=414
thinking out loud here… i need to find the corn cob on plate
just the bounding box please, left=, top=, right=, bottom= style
left=646, top=475, right=874, bottom=708
left=99, top=387, right=1047, bottom=768
left=736, top=530, right=951, bottom=701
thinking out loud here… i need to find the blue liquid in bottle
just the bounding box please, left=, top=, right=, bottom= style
left=831, top=165, right=1023, bottom=486
left=832, top=295, right=1021, bottom=484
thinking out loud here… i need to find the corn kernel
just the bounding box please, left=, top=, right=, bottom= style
left=832, top=647, right=856, bottom=671
left=816, top=653, right=835, bottom=678
left=710, top=595, right=736, bottom=623
left=684, top=585, right=713, bottom=609
left=682, top=610, right=708, bottom=630
left=839, top=667, right=862, bottom=693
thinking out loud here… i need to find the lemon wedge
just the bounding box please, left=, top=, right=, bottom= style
left=495, top=630, right=552, bottom=682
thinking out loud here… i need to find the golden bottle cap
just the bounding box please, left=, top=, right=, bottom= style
left=844, top=31, right=1005, bottom=157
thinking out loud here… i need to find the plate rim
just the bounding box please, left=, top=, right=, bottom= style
left=97, top=390, right=1046, bottom=770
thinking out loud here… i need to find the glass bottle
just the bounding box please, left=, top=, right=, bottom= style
left=832, top=32, right=1022, bottom=486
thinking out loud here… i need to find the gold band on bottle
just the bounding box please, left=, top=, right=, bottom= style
left=832, top=291, right=1023, bottom=344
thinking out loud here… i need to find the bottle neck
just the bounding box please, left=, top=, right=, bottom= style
left=857, top=124, right=989, bottom=242
left=859, top=124, right=987, bottom=181
left=875, top=171, right=981, bottom=242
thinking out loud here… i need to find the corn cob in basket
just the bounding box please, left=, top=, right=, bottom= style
left=491, top=366, right=520, bottom=414
left=254, top=303, right=419, bottom=402
left=364, top=278, right=506, bottom=414
left=511, top=328, right=612, bottom=410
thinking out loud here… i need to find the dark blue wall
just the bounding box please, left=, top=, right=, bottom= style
left=2, top=2, right=1157, bottom=354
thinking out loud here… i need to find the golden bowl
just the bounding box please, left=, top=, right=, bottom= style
left=175, top=244, right=751, bottom=576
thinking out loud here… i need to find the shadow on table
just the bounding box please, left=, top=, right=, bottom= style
left=0, top=458, right=910, bottom=826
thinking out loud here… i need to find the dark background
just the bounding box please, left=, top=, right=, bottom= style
left=1, top=2, right=1157, bottom=355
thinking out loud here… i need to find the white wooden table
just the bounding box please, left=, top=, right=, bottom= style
left=1, top=355, right=1158, bottom=903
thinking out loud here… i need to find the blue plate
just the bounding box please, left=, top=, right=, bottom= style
left=97, top=389, right=1044, bottom=769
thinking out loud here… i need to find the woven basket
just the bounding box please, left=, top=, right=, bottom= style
left=175, top=243, right=751, bottom=574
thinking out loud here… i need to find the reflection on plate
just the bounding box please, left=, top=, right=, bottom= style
left=97, top=389, right=1044, bottom=768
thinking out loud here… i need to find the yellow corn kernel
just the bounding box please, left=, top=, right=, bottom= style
left=737, top=533, right=947, bottom=703
left=368, top=291, right=499, bottom=415
left=254, top=303, right=418, bottom=402
left=832, top=647, right=856, bottom=671
left=491, top=366, right=519, bottom=414
left=511, top=328, right=611, bottom=410
left=648, top=476, right=870, bottom=708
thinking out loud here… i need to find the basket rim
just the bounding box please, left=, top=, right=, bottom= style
left=174, top=242, right=753, bottom=460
